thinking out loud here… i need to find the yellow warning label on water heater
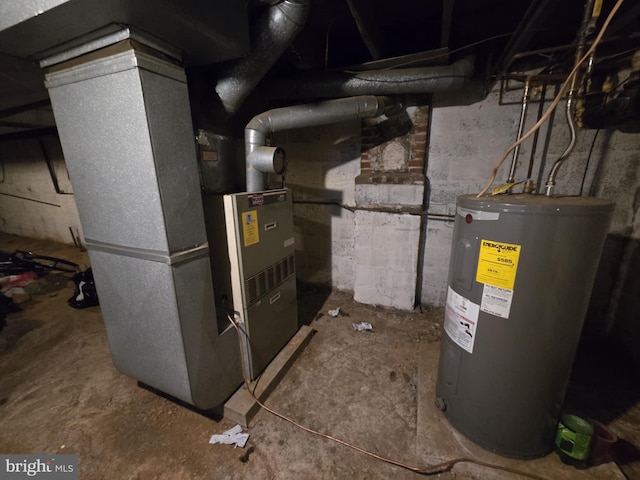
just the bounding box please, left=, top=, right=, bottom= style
left=242, top=210, right=260, bottom=247
left=476, top=239, right=521, bottom=290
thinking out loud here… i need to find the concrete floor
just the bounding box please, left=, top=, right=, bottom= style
left=1, top=233, right=638, bottom=479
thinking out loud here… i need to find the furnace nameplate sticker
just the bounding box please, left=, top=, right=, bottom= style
left=476, top=239, right=521, bottom=290
left=444, top=286, right=480, bottom=354
left=242, top=210, right=260, bottom=247
left=201, top=150, right=218, bottom=162
left=480, top=284, right=513, bottom=319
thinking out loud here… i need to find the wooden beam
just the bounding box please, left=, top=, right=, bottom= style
left=345, top=0, right=385, bottom=60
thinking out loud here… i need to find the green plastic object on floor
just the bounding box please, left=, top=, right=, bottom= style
left=555, top=413, right=594, bottom=467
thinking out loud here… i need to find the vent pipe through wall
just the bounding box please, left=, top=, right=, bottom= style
left=244, top=95, right=402, bottom=192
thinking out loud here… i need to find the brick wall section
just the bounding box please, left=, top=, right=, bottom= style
left=359, top=105, right=429, bottom=177
left=360, top=123, right=375, bottom=174
left=353, top=105, right=428, bottom=309
left=409, top=107, right=429, bottom=173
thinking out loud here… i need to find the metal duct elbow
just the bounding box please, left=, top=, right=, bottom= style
left=267, top=57, right=475, bottom=99
left=245, top=95, right=401, bottom=192
left=215, top=0, right=310, bottom=115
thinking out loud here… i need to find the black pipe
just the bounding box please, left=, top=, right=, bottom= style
left=0, top=127, right=57, bottom=142
left=291, top=199, right=454, bottom=220
left=527, top=83, right=547, bottom=180
left=414, top=101, right=435, bottom=309
left=0, top=191, right=61, bottom=207
left=0, top=99, right=51, bottom=119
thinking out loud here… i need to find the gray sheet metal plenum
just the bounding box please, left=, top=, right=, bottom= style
left=44, top=37, right=242, bottom=408
left=0, top=0, right=248, bottom=66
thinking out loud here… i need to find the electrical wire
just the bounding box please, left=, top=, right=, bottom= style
left=225, top=313, right=550, bottom=479
left=580, top=129, right=600, bottom=196
left=345, top=32, right=514, bottom=72
left=0, top=191, right=61, bottom=207
left=595, top=47, right=639, bottom=63
left=476, top=0, right=625, bottom=198
left=431, top=33, right=515, bottom=63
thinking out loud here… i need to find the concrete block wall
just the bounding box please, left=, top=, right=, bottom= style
left=422, top=81, right=530, bottom=305
left=273, top=106, right=429, bottom=309
left=274, top=79, right=638, bottom=326
left=272, top=120, right=361, bottom=290
left=424, top=78, right=640, bottom=368
left=0, top=136, right=83, bottom=245
left=422, top=79, right=640, bottom=306
left=353, top=210, right=420, bottom=309
left=353, top=105, right=427, bottom=309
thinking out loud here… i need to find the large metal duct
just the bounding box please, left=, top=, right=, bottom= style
left=215, top=0, right=310, bottom=116
left=0, top=0, right=249, bottom=66
left=244, top=95, right=401, bottom=192
left=42, top=32, right=245, bottom=410
left=266, top=57, right=475, bottom=99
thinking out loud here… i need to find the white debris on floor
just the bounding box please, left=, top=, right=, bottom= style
left=209, top=425, right=249, bottom=448
left=352, top=322, right=373, bottom=332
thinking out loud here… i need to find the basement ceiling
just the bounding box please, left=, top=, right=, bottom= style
left=0, top=0, right=639, bottom=138
left=283, top=0, right=640, bottom=73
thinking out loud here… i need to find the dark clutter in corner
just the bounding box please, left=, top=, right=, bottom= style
left=0, top=249, right=97, bottom=329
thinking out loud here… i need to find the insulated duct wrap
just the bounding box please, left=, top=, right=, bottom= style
left=267, top=57, right=475, bottom=99
left=215, top=0, right=310, bottom=115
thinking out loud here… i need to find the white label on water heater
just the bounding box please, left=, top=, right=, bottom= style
left=444, top=286, right=480, bottom=354
left=480, top=284, right=513, bottom=319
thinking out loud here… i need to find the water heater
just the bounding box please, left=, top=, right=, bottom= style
left=436, top=194, right=614, bottom=458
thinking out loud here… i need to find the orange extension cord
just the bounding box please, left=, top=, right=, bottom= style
left=476, top=0, right=625, bottom=198
left=227, top=314, right=550, bottom=479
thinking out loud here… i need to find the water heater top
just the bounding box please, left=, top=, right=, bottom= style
left=458, top=194, right=615, bottom=216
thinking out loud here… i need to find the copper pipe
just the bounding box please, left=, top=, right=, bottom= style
left=507, top=78, right=531, bottom=183
left=525, top=83, right=548, bottom=193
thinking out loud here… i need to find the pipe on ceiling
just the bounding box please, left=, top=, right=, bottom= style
left=265, top=56, right=475, bottom=99
left=245, top=95, right=401, bottom=192
left=214, top=0, right=310, bottom=116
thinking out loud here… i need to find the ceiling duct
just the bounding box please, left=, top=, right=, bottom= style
left=265, top=57, right=475, bottom=99
left=244, top=95, right=401, bottom=192
left=215, top=0, right=310, bottom=116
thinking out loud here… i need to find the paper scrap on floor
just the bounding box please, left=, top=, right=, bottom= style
left=352, top=322, right=373, bottom=332
left=209, top=424, right=249, bottom=448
